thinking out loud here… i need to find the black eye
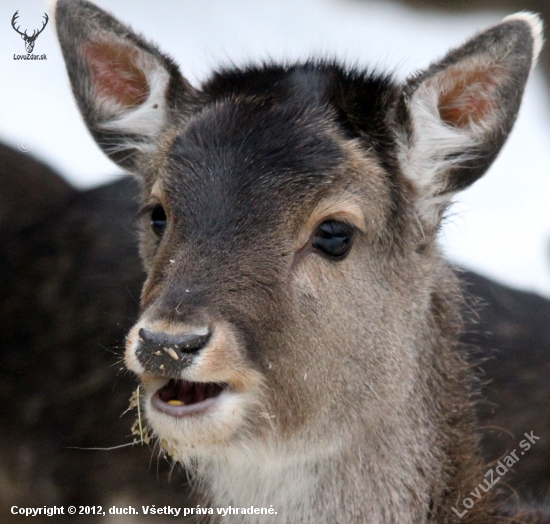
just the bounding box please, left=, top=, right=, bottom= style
left=150, top=205, right=167, bottom=237
left=312, top=220, right=354, bottom=259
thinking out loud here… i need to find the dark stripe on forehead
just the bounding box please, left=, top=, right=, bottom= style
left=201, top=60, right=401, bottom=189
left=165, top=96, right=343, bottom=203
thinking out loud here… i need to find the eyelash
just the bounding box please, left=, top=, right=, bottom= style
left=137, top=203, right=158, bottom=220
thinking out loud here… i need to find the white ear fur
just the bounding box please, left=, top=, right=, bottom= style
left=84, top=37, right=170, bottom=153
left=95, top=42, right=171, bottom=154
left=397, top=81, right=475, bottom=221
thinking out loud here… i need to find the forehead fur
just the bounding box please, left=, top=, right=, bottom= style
left=153, top=62, right=401, bottom=228
left=202, top=62, right=400, bottom=171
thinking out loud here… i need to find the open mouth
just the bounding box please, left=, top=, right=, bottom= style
left=151, top=379, right=226, bottom=417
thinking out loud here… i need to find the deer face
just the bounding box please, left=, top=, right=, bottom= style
left=122, top=94, right=411, bottom=458
left=55, top=0, right=541, bottom=464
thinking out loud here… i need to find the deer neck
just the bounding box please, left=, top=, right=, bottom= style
left=196, top=420, right=445, bottom=524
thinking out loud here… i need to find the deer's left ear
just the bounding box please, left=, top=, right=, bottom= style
left=396, top=13, right=543, bottom=225
left=54, top=0, right=195, bottom=171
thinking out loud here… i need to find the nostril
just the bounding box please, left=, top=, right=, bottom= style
left=173, top=330, right=211, bottom=354
left=138, top=328, right=211, bottom=356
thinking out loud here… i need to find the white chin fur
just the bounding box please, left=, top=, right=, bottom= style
left=144, top=387, right=256, bottom=459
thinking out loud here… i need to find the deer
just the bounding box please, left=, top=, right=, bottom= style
left=54, top=1, right=545, bottom=522
left=11, top=11, right=49, bottom=54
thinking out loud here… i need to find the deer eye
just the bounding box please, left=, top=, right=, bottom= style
left=150, top=205, right=167, bottom=237
left=312, top=220, right=354, bottom=260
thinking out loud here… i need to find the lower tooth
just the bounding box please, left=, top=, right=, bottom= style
left=167, top=400, right=184, bottom=406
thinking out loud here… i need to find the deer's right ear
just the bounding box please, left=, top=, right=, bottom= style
left=54, top=0, right=195, bottom=171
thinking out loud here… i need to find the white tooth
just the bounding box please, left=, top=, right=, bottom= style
left=164, top=347, right=179, bottom=360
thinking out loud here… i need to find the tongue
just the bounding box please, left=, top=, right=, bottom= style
left=158, top=379, right=222, bottom=405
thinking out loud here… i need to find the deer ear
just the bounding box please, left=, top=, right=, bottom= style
left=54, top=0, right=195, bottom=171
left=396, top=13, right=543, bottom=225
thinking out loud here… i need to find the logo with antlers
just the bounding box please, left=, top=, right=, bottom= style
left=11, top=11, right=49, bottom=54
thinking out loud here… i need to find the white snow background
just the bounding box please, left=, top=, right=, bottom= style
left=1, top=0, right=549, bottom=296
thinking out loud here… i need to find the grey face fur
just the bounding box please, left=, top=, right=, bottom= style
left=55, top=2, right=543, bottom=522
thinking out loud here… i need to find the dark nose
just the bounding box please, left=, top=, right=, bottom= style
left=135, top=328, right=211, bottom=377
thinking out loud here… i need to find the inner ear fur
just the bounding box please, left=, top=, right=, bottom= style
left=83, top=39, right=151, bottom=109
left=396, top=12, right=543, bottom=224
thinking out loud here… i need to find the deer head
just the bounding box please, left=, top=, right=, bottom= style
left=55, top=1, right=542, bottom=521
left=12, top=11, right=49, bottom=54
